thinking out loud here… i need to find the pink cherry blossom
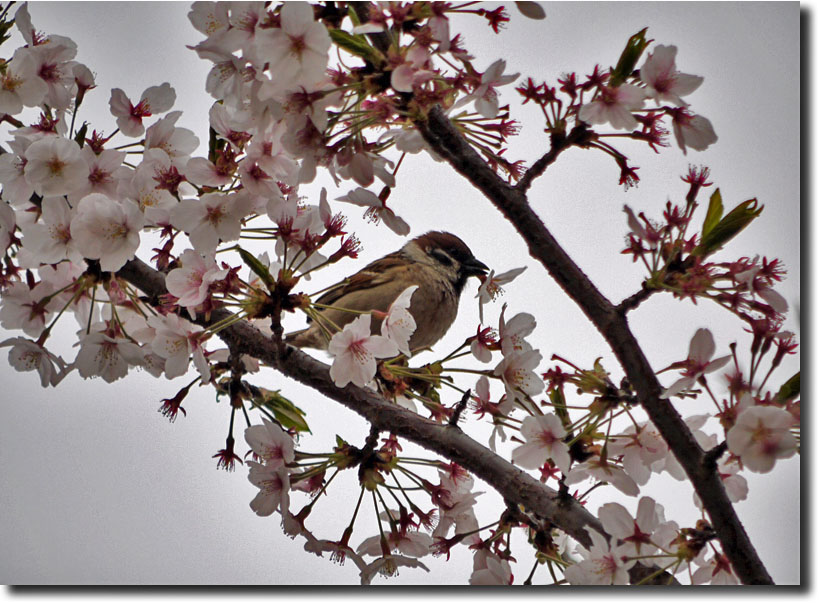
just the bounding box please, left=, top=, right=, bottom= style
left=244, top=418, right=295, bottom=470
left=563, top=528, right=635, bottom=585
left=381, top=285, right=418, bottom=357
left=20, top=196, right=83, bottom=264
left=607, top=422, right=669, bottom=485
left=109, top=82, right=176, bottom=137
left=254, top=1, right=331, bottom=94
left=23, top=136, right=89, bottom=197
left=476, top=267, right=526, bottom=323
left=0, top=48, right=48, bottom=114
left=27, top=34, right=78, bottom=110
left=0, top=280, right=55, bottom=337
left=498, top=305, right=536, bottom=356
left=336, top=187, right=410, bottom=236
left=144, top=111, right=200, bottom=168
left=564, top=455, right=640, bottom=496
left=670, top=108, right=718, bottom=154
left=0, top=336, right=68, bottom=387
left=74, top=329, right=144, bottom=383
left=148, top=313, right=209, bottom=380
left=469, top=553, right=513, bottom=585
left=661, top=328, right=731, bottom=398
left=512, top=413, right=571, bottom=473
left=493, top=347, right=544, bottom=403
left=0, top=137, right=35, bottom=206
left=726, top=405, right=797, bottom=473
left=170, top=191, right=248, bottom=254
left=691, top=553, right=738, bottom=585
left=598, top=497, right=664, bottom=557
left=578, top=84, right=646, bottom=130
left=461, top=59, right=520, bottom=119
left=735, top=263, right=789, bottom=314
left=247, top=461, right=290, bottom=517
left=639, top=45, right=703, bottom=106
left=164, top=249, right=228, bottom=309
left=328, top=314, right=399, bottom=388
left=70, top=193, right=144, bottom=272
left=0, top=200, right=15, bottom=252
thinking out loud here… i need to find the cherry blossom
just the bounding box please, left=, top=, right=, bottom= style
left=20, top=196, right=83, bottom=265
left=734, top=263, right=789, bottom=314
left=578, top=84, right=646, bottom=130
left=148, top=313, right=209, bottom=380
left=70, top=193, right=144, bottom=272
left=670, top=108, right=718, bottom=154
left=0, top=48, right=48, bottom=114
left=476, top=266, right=526, bottom=323
left=27, top=34, right=79, bottom=110
left=0, top=280, right=55, bottom=337
left=511, top=413, right=571, bottom=473
left=564, top=455, right=640, bottom=496
left=639, top=45, right=703, bottom=106
left=336, top=187, right=410, bottom=236
left=0, top=137, right=35, bottom=205
left=661, top=328, right=731, bottom=398
left=469, top=552, right=513, bottom=585
left=598, top=497, right=664, bottom=557
left=358, top=554, right=429, bottom=585
left=726, top=405, right=797, bottom=473
left=380, top=285, right=418, bottom=356
left=498, top=306, right=536, bottom=356
left=607, top=422, right=669, bottom=486
left=74, top=329, right=144, bottom=383
left=692, top=553, right=738, bottom=585
left=23, top=136, right=89, bottom=197
left=143, top=111, right=200, bottom=168
left=0, top=336, right=68, bottom=387
left=563, top=528, right=635, bottom=585
left=247, top=461, right=290, bottom=517
left=0, top=201, right=15, bottom=252
left=164, top=249, right=228, bottom=310
left=460, top=59, right=520, bottom=119
left=254, top=1, right=331, bottom=95
left=493, top=347, right=544, bottom=403
left=244, top=418, right=295, bottom=470
left=328, top=314, right=399, bottom=388
left=109, top=83, right=176, bottom=137
left=170, top=191, right=248, bottom=254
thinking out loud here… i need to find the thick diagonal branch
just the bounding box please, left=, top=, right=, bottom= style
left=116, top=257, right=678, bottom=585
left=414, top=105, right=773, bottom=585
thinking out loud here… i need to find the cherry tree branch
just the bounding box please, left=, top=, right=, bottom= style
left=414, top=105, right=773, bottom=585
left=116, top=257, right=676, bottom=585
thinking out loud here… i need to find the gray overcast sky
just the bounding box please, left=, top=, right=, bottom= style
left=0, top=1, right=801, bottom=586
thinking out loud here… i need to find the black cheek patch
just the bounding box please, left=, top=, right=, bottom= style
left=430, top=249, right=454, bottom=267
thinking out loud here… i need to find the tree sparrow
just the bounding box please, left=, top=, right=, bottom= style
left=286, top=231, right=488, bottom=353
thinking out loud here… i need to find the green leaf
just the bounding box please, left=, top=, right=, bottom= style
left=347, top=4, right=362, bottom=26
left=609, top=28, right=650, bottom=87
left=549, top=387, right=571, bottom=434
left=329, top=28, right=380, bottom=64
left=237, top=246, right=275, bottom=291
left=693, top=198, right=763, bottom=257
left=73, top=122, right=88, bottom=148
left=701, top=188, right=724, bottom=241
left=776, top=372, right=800, bottom=402
left=254, top=388, right=311, bottom=433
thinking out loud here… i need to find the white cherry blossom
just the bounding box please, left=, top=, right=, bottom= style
left=0, top=336, right=68, bottom=387
left=512, top=413, right=571, bottom=473
left=23, top=136, right=89, bottom=197
left=726, top=405, right=797, bottom=473
left=381, top=285, right=418, bottom=357
left=578, top=84, right=646, bottom=130
left=245, top=418, right=295, bottom=470
left=109, top=82, right=176, bottom=137
left=328, top=314, right=399, bottom=388
left=70, top=193, right=144, bottom=272
left=20, top=196, right=83, bottom=264
left=74, top=329, right=144, bottom=383
left=165, top=249, right=228, bottom=309
left=639, top=45, right=703, bottom=106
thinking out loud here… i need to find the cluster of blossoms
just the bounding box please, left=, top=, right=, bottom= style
left=517, top=31, right=717, bottom=188
left=0, top=1, right=799, bottom=586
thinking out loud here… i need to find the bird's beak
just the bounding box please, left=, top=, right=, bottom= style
left=463, top=257, right=489, bottom=277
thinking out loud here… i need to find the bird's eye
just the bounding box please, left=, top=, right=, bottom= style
left=430, top=249, right=454, bottom=267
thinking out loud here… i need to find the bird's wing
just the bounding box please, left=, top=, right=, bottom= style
left=312, top=251, right=407, bottom=308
